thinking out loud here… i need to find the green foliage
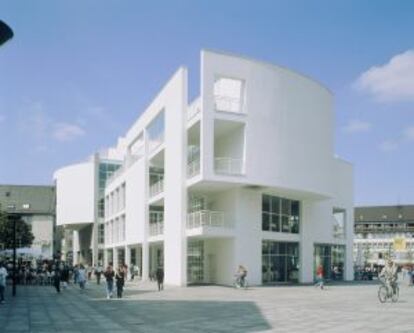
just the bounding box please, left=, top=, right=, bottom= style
left=0, top=210, right=34, bottom=250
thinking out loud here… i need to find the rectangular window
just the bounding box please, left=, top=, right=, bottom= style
left=98, top=224, right=105, bottom=244
left=262, top=194, right=300, bottom=234
left=214, top=77, right=244, bottom=113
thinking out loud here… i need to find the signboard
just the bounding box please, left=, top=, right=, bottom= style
left=393, top=238, right=406, bottom=251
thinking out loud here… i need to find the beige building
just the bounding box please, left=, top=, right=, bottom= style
left=0, top=185, right=56, bottom=259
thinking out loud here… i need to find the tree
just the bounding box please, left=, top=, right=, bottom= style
left=0, top=211, right=34, bottom=250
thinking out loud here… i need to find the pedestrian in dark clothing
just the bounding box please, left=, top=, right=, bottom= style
left=61, top=265, right=70, bottom=289
left=156, top=266, right=164, bottom=291
left=104, top=265, right=115, bottom=299
left=115, top=266, right=125, bottom=298
left=53, top=266, right=61, bottom=293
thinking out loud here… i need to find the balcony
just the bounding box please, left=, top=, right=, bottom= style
left=149, top=179, right=164, bottom=198
left=149, top=222, right=164, bottom=236
left=187, top=158, right=200, bottom=178
left=355, top=225, right=414, bottom=233
left=187, top=210, right=233, bottom=229
left=214, top=157, right=244, bottom=175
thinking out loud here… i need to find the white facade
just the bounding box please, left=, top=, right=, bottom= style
left=54, top=50, right=353, bottom=286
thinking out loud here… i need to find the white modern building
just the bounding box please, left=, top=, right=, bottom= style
left=54, top=50, right=354, bottom=286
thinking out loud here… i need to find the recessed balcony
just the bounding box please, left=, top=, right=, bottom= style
left=214, top=157, right=244, bottom=175
left=149, top=210, right=164, bottom=236
left=187, top=210, right=233, bottom=229
left=149, top=222, right=164, bottom=236
left=149, top=179, right=164, bottom=198
left=187, top=158, right=200, bottom=178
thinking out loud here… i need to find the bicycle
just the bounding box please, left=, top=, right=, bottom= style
left=234, top=275, right=248, bottom=289
left=378, top=279, right=399, bottom=303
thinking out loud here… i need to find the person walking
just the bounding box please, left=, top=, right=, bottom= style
left=115, top=266, right=125, bottom=298
left=95, top=263, right=103, bottom=285
left=156, top=266, right=164, bottom=291
left=0, top=262, right=8, bottom=304
left=78, top=264, right=87, bottom=291
left=315, top=264, right=324, bottom=289
left=61, top=264, right=70, bottom=289
left=53, top=264, right=61, bottom=293
left=104, top=265, right=115, bottom=299
left=73, top=264, right=79, bottom=285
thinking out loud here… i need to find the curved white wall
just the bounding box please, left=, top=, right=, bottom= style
left=202, top=50, right=336, bottom=198
left=54, top=161, right=95, bottom=226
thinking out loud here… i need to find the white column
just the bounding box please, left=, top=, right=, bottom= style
left=113, top=248, right=119, bottom=269
left=125, top=246, right=131, bottom=280
left=163, top=68, right=188, bottom=286
left=142, top=242, right=149, bottom=280
left=73, top=230, right=80, bottom=265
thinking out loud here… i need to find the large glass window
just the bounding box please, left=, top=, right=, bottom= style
left=98, top=162, right=121, bottom=218
left=262, top=241, right=299, bottom=283
left=98, top=224, right=105, bottom=244
left=187, top=240, right=204, bottom=284
left=314, top=244, right=345, bottom=281
left=262, top=195, right=299, bottom=234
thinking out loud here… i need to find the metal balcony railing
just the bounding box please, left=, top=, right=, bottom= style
left=149, top=222, right=164, bottom=236
left=187, top=159, right=200, bottom=178
left=214, top=157, right=244, bottom=175
left=186, top=210, right=233, bottom=229
left=149, top=179, right=164, bottom=197
left=355, top=225, right=414, bottom=233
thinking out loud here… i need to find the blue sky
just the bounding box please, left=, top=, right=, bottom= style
left=0, top=0, right=413, bottom=205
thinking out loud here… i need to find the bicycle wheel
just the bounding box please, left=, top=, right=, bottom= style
left=391, top=285, right=399, bottom=303
left=378, top=286, right=388, bottom=303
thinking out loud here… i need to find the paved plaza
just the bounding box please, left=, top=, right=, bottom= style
left=0, top=281, right=413, bottom=333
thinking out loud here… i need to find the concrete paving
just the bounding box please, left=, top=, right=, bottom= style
left=0, top=280, right=413, bottom=332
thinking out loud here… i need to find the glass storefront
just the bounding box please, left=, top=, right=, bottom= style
left=187, top=240, right=204, bottom=284
left=262, top=241, right=300, bottom=283
left=314, top=244, right=345, bottom=281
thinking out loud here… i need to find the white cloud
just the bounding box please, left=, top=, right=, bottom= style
left=379, top=140, right=399, bottom=152
left=403, top=126, right=414, bottom=141
left=52, top=123, right=85, bottom=142
left=343, top=119, right=372, bottom=133
left=354, top=50, right=414, bottom=102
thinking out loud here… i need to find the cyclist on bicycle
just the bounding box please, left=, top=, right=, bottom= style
left=236, top=265, right=247, bottom=286
left=379, top=259, right=398, bottom=295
